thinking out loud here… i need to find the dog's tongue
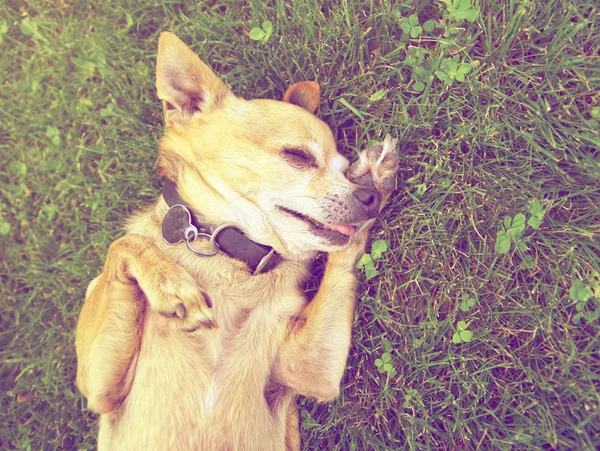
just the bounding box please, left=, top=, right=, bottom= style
left=325, top=223, right=356, bottom=237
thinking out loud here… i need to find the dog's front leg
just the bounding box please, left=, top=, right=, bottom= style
left=277, top=135, right=399, bottom=402
left=277, top=237, right=368, bottom=401
left=75, top=234, right=214, bottom=414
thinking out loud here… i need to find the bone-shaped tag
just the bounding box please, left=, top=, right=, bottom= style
left=161, top=205, right=198, bottom=245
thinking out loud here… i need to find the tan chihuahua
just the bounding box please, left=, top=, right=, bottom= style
left=75, top=32, right=399, bottom=450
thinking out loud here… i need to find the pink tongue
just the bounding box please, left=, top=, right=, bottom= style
left=325, top=223, right=356, bottom=237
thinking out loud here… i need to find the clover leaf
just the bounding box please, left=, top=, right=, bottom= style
left=435, top=58, right=472, bottom=86
left=371, top=240, right=388, bottom=260
left=452, top=320, right=474, bottom=343
left=250, top=20, right=274, bottom=43
left=401, top=14, right=423, bottom=38
left=459, top=293, right=477, bottom=312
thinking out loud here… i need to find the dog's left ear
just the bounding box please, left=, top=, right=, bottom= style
left=283, top=81, right=321, bottom=114
left=156, top=32, right=233, bottom=127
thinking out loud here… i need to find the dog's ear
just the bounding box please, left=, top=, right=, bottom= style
left=156, top=32, right=232, bottom=127
left=283, top=81, right=321, bottom=114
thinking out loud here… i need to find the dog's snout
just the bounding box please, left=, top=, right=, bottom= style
left=353, top=188, right=381, bottom=219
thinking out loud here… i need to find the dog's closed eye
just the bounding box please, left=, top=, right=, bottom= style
left=281, top=148, right=317, bottom=169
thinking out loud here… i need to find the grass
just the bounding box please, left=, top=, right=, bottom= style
left=1, top=0, right=599, bottom=449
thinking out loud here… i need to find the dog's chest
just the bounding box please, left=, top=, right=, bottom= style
left=121, top=305, right=293, bottom=448
left=183, top=257, right=308, bottom=383
left=122, top=255, right=308, bottom=445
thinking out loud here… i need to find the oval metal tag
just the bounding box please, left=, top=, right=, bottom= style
left=161, top=204, right=198, bottom=245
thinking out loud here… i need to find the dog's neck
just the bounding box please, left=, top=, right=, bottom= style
left=160, top=172, right=320, bottom=263
left=160, top=178, right=284, bottom=274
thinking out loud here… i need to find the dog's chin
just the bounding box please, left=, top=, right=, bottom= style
left=276, top=206, right=361, bottom=251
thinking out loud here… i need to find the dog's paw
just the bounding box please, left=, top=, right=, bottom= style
left=347, top=134, right=399, bottom=208
left=140, top=261, right=217, bottom=332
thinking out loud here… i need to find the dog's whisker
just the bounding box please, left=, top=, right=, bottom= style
left=273, top=195, right=320, bottom=201
left=219, top=191, right=253, bottom=214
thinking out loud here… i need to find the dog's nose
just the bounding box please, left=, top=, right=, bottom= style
left=353, top=188, right=382, bottom=219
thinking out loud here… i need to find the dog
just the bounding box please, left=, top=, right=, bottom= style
left=75, top=31, right=399, bottom=450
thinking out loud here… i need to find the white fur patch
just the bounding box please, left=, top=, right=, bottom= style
left=204, top=382, right=218, bottom=411
left=307, top=141, right=325, bottom=166
left=85, top=276, right=101, bottom=298
left=331, top=155, right=349, bottom=172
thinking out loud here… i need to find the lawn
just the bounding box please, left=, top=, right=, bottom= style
left=1, top=0, right=599, bottom=449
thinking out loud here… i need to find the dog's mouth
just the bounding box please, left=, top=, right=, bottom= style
left=277, top=206, right=357, bottom=244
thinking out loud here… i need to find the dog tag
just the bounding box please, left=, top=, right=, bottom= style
left=161, top=205, right=198, bottom=245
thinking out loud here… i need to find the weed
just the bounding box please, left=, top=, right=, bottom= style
left=401, top=14, right=423, bottom=39
left=370, top=239, right=388, bottom=260
left=402, top=388, right=420, bottom=408
left=8, top=161, right=27, bottom=177
left=356, top=239, right=388, bottom=280
left=0, top=19, right=7, bottom=44
left=527, top=199, right=546, bottom=230
left=404, top=46, right=431, bottom=92
left=99, top=103, right=116, bottom=119
left=45, top=126, right=61, bottom=146
left=0, top=220, right=10, bottom=235
left=452, top=320, right=474, bottom=344
left=495, top=199, right=546, bottom=255
left=249, top=20, right=274, bottom=43
left=459, top=293, right=477, bottom=312
left=369, top=89, right=388, bottom=102
left=587, top=106, right=600, bottom=128
left=355, top=253, right=377, bottom=280
left=435, top=57, right=472, bottom=86
left=20, top=16, right=46, bottom=41
left=374, top=352, right=397, bottom=377
left=301, top=409, right=320, bottom=429
left=571, top=276, right=600, bottom=325
left=495, top=213, right=527, bottom=254
left=422, top=19, right=436, bottom=34
left=442, top=0, right=478, bottom=23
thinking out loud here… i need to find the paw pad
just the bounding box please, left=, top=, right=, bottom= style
left=347, top=134, right=399, bottom=202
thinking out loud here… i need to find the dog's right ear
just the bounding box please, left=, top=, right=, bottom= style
left=283, top=81, right=321, bottom=114
left=156, top=32, right=232, bottom=127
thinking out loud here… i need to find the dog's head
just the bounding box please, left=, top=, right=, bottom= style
left=156, top=32, right=381, bottom=259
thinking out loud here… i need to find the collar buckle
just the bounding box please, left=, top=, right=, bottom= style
left=253, top=248, right=276, bottom=275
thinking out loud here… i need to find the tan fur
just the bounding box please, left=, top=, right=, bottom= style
left=282, top=81, right=321, bottom=114
left=76, top=32, right=399, bottom=450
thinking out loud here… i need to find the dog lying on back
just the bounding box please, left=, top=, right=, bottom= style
left=75, top=32, right=399, bottom=450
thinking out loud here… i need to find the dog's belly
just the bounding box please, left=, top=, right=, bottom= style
left=98, top=302, right=292, bottom=451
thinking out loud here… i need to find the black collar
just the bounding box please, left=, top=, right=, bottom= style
left=161, top=179, right=282, bottom=275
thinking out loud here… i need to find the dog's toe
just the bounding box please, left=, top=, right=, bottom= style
left=380, top=152, right=399, bottom=172
left=380, top=175, right=397, bottom=195
left=367, top=144, right=383, bottom=162
left=174, top=303, right=186, bottom=319
left=150, top=269, right=217, bottom=331
left=176, top=291, right=217, bottom=332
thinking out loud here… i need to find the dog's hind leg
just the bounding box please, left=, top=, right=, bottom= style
left=75, top=234, right=214, bottom=413
left=285, top=402, right=301, bottom=451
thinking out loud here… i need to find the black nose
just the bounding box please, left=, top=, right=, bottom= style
left=353, top=188, right=382, bottom=219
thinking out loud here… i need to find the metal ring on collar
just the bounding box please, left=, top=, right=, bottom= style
left=185, top=234, right=218, bottom=256
left=209, top=224, right=235, bottom=250
left=185, top=229, right=218, bottom=257
left=184, top=223, right=235, bottom=257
